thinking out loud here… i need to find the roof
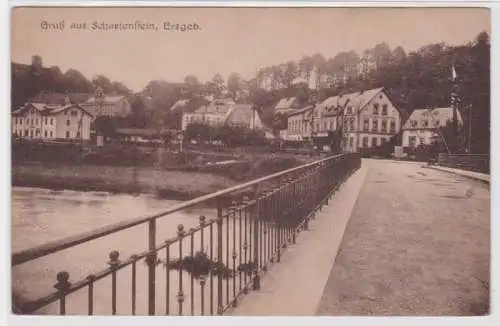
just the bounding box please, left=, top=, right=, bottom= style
left=287, top=105, right=314, bottom=118
left=12, top=102, right=93, bottom=117
left=317, top=87, right=385, bottom=116
left=194, top=103, right=233, bottom=115
left=275, top=97, right=298, bottom=110
left=225, top=104, right=256, bottom=125
left=169, top=99, right=190, bottom=112
left=83, top=95, right=126, bottom=105
left=403, top=107, right=464, bottom=130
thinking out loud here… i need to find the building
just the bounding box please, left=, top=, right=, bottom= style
left=225, top=104, right=263, bottom=130
left=280, top=105, right=314, bottom=142
left=12, top=102, right=92, bottom=140
left=80, top=87, right=131, bottom=119
left=401, top=107, right=463, bottom=148
left=181, top=98, right=256, bottom=131
left=284, top=87, right=403, bottom=152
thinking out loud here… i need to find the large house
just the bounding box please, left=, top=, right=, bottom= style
left=401, top=107, right=463, bottom=148
left=80, top=87, right=131, bottom=118
left=11, top=102, right=92, bottom=140
left=282, top=87, right=403, bottom=152
left=181, top=98, right=266, bottom=132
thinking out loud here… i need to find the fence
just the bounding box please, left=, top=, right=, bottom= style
left=12, top=153, right=361, bottom=316
left=437, top=153, right=490, bottom=174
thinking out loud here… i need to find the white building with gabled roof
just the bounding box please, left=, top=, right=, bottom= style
left=12, top=102, right=93, bottom=140
left=401, top=107, right=463, bottom=148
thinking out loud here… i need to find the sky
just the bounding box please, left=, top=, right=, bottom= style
left=11, top=7, right=490, bottom=92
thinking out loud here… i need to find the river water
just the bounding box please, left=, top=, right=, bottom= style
left=12, top=187, right=267, bottom=315
left=11, top=187, right=216, bottom=315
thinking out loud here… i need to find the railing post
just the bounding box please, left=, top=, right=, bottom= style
left=216, top=198, right=224, bottom=315
left=252, top=185, right=260, bottom=291
left=54, top=271, right=70, bottom=315
left=147, top=219, right=157, bottom=315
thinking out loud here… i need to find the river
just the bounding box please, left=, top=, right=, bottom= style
left=12, top=187, right=266, bottom=315
left=11, top=187, right=215, bottom=315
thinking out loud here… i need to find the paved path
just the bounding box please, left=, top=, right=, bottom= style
left=316, top=159, right=490, bottom=316
left=228, top=163, right=369, bottom=315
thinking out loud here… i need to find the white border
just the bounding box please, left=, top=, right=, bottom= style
left=2, top=1, right=497, bottom=326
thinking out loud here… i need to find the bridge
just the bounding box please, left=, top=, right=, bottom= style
left=11, top=155, right=490, bottom=316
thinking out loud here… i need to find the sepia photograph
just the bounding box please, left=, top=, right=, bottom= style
left=9, top=6, right=490, bottom=317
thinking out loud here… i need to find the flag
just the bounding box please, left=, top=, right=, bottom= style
left=451, top=65, right=457, bottom=81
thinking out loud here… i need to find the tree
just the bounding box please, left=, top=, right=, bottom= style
left=129, top=95, right=146, bottom=128
left=184, top=75, right=202, bottom=98
left=91, top=75, right=113, bottom=92
left=204, top=73, right=226, bottom=98
left=92, top=116, right=117, bottom=140
left=110, top=81, right=132, bottom=95
left=227, top=72, right=242, bottom=100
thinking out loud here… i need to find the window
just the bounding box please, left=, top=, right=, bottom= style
left=419, top=137, right=425, bottom=144
left=381, top=120, right=387, bottom=133
left=409, top=136, right=417, bottom=147
left=35, top=118, right=39, bottom=125
left=349, top=137, right=354, bottom=148
left=50, top=118, right=54, bottom=125
left=71, top=111, right=78, bottom=117
left=422, top=120, right=429, bottom=128
left=410, top=120, right=418, bottom=128
left=50, top=131, right=53, bottom=138
left=382, top=104, right=388, bottom=116
left=363, top=119, right=369, bottom=131
left=323, top=121, right=327, bottom=131
left=390, top=121, right=396, bottom=133
left=371, top=137, right=378, bottom=147
left=350, top=118, right=355, bottom=131
left=31, top=118, right=34, bottom=125
left=347, top=106, right=352, bottom=115
left=24, top=130, right=28, bottom=136
left=66, top=131, right=70, bottom=139
left=434, top=120, right=440, bottom=127
left=362, top=137, right=369, bottom=148
left=77, top=132, right=81, bottom=138
left=373, top=103, right=379, bottom=115
left=381, top=138, right=387, bottom=145
left=44, top=130, right=48, bottom=138
left=372, top=119, right=378, bottom=132
left=66, top=120, right=70, bottom=126
left=36, top=129, right=40, bottom=136
left=44, top=118, right=47, bottom=124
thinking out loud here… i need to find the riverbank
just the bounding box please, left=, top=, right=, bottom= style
left=12, top=154, right=313, bottom=201
left=12, top=164, right=238, bottom=201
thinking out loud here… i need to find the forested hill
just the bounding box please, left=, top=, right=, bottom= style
left=11, top=61, right=133, bottom=109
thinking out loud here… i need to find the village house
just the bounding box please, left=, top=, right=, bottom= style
left=11, top=102, right=92, bottom=141
left=80, top=87, right=132, bottom=119
left=401, top=107, right=463, bottom=148
left=280, top=105, right=314, bottom=142
left=180, top=98, right=233, bottom=131
left=283, top=87, right=403, bottom=152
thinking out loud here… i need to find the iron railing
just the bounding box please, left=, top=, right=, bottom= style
left=11, top=153, right=361, bottom=315
left=437, top=153, right=489, bottom=174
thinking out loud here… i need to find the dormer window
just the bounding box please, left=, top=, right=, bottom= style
left=422, top=120, right=429, bottom=128
left=410, top=120, right=418, bottom=128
